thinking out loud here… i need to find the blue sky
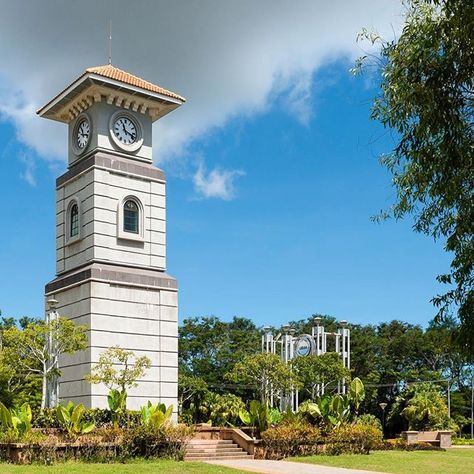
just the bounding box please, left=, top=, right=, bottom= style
left=0, top=1, right=450, bottom=328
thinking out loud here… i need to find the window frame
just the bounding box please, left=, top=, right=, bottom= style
left=117, top=195, right=145, bottom=242
left=65, top=197, right=82, bottom=245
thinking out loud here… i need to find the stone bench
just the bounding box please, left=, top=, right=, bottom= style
left=401, top=430, right=452, bottom=448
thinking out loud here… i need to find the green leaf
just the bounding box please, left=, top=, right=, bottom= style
left=239, top=409, right=251, bottom=426
left=81, top=422, right=95, bottom=434
left=0, top=401, right=12, bottom=428
left=56, top=405, right=69, bottom=425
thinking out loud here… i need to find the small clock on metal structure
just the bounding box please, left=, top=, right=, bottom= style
left=295, top=334, right=314, bottom=357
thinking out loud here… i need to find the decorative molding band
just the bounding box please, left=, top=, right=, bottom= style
left=57, top=151, right=165, bottom=188
left=45, top=262, right=177, bottom=294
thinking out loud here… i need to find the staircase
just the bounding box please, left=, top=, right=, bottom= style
left=185, top=438, right=254, bottom=461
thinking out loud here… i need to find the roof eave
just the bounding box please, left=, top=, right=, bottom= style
left=37, top=72, right=185, bottom=122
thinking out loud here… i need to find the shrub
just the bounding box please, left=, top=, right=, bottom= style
left=356, top=414, right=382, bottom=430
left=122, top=423, right=193, bottom=460
left=33, top=408, right=60, bottom=429
left=382, top=438, right=443, bottom=451
left=33, top=408, right=141, bottom=429
left=0, top=402, right=33, bottom=437
left=261, top=420, right=320, bottom=459
left=199, top=392, right=245, bottom=427
left=0, top=429, right=44, bottom=444
left=453, top=437, right=474, bottom=446
left=326, top=423, right=383, bottom=455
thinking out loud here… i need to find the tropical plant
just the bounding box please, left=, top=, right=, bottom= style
left=297, top=400, right=321, bottom=424
left=307, top=379, right=366, bottom=429
left=107, top=388, right=127, bottom=427
left=200, top=392, right=245, bottom=427
left=0, top=401, right=32, bottom=436
left=349, top=377, right=365, bottom=414
left=56, top=401, right=95, bottom=437
left=389, top=383, right=453, bottom=431
left=317, top=394, right=351, bottom=428
left=140, top=401, right=173, bottom=428
left=239, top=400, right=280, bottom=436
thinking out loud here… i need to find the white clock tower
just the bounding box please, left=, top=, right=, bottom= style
left=38, top=65, right=185, bottom=410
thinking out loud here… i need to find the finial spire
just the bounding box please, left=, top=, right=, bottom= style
left=108, top=20, right=112, bottom=65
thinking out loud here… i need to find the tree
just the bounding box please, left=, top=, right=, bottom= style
left=356, top=0, right=474, bottom=354
left=178, top=373, right=208, bottom=418
left=2, top=317, right=87, bottom=409
left=179, top=316, right=261, bottom=388
left=291, top=352, right=350, bottom=400
left=389, top=383, right=454, bottom=431
left=226, top=353, right=300, bottom=405
left=86, top=346, right=151, bottom=409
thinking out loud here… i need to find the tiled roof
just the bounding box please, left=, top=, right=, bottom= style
left=86, top=64, right=185, bottom=102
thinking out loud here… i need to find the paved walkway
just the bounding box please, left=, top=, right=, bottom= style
left=206, top=459, right=386, bottom=474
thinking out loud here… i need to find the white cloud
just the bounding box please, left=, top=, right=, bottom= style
left=193, top=164, right=244, bottom=200
left=18, top=151, right=36, bottom=186
left=0, top=0, right=403, bottom=186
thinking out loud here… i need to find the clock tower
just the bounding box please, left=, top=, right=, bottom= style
left=38, top=65, right=185, bottom=410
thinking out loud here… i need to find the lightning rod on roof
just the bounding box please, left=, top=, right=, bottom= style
left=108, top=20, right=112, bottom=65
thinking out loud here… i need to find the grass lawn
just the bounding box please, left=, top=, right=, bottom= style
left=0, top=459, right=246, bottom=474
left=291, top=448, right=474, bottom=474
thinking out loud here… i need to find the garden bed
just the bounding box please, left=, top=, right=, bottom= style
left=0, top=441, right=119, bottom=464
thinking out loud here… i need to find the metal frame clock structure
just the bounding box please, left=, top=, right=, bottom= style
left=261, top=317, right=350, bottom=411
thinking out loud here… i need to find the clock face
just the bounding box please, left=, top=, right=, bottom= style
left=113, top=116, right=137, bottom=145
left=295, top=335, right=314, bottom=357
left=76, top=119, right=90, bottom=149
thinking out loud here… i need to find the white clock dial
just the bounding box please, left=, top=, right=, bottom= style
left=76, top=119, right=90, bottom=149
left=113, top=117, right=137, bottom=145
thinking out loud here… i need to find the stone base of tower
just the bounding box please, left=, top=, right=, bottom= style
left=45, top=262, right=178, bottom=412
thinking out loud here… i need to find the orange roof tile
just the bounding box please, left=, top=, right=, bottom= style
left=86, top=64, right=185, bottom=102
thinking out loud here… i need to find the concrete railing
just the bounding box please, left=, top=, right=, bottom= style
left=191, top=425, right=260, bottom=456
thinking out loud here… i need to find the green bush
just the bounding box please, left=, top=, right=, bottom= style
left=261, top=420, right=321, bottom=459
left=326, top=423, right=383, bottom=455
left=200, top=392, right=245, bottom=427
left=356, top=414, right=382, bottom=430
left=122, top=423, right=193, bottom=461
left=382, top=438, right=444, bottom=451
left=33, top=408, right=141, bottom=429
left=0, top=402, right=33, bottom=437
left=453, top=437, right=474, bottom=446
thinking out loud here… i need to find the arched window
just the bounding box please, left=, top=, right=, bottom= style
left=123, top=199, right=139, bottom=234
left=70, top=203, right=79, bottom=237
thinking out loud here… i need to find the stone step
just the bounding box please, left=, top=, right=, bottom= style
left=186, top=448, right=243, bottom=454
left=185, top=434, right=253, bottom=461
left=187, top=443, right=238, bottom=449
left=187, top=439, right=234, bottom=445
left=186, top=449, right=245, bottom=456
left=185, top=454, right=253, bottom=461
